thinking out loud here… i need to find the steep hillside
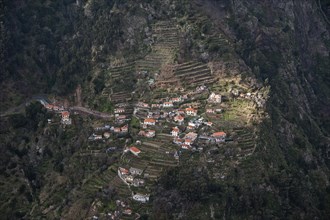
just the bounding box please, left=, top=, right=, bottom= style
left=1, top=0, right=330, bottom=219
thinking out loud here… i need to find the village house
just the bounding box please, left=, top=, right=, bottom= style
left=88, top=133, right=103, bottom=141
left=151, top=103, right=161, bottom=108
left=145, top=130, right=155, bottom=138
left=184, top=139, right=193, bottom=146
left=163, top=102, right=174, bottom=108
left=174, top=115, right=184, bottom=123
left=171, top=127, right=180, bottom=137
left=118, top=167, right=129, bottom=177
left=130, top=146, right=141, bottom=156
left=171, top=97, right=182, bottom=103
left=212, top=131, right=227, bottom=142
left=121, top=125, right=128, bottom=133
left=133, top=178, right=145, bottom=187
left=103, top=132, right=111, bottom=139
left=206, top=109, right=214, bottom=113
left=113, top=127, right=121, bottom=133
left=181, top=144, right=191, bottom=150
left=114, top=108, right=125, bottom=114
left=205, top=121, right=213, bottom=126
left=122, top=209, right=132, bottom=215
left=116, top=115, right=126, bottom=121
left=188, top=122, right=198, bottom=128
left=173, top=138, right=183, bottom=145
left=133, top=193, right=149, bottom=203
left=187, top=125, right=195, bottom=130
left=185, top=132, right=198, bottom=141
left=53, top=105, right=60, bottom=111
left=177, top=109, right=185, bottom=115
left=174, top=151, right=179, bottom=159
left=144, top=118, right=156, bottom=126
left=185, top=107, right=197, bottom=116
left=61, top=111, right=71, bottom=124
left=137, top=102, right=149, bottom=108
left=138, top=130, right=146, bottom=137
left=208, top=92, right=222, bottom=103
left=45, top=104, right=54, bottom=110
left=129, top=167, right=143, bottom=176
left=125, top=175, right=134, bottom=183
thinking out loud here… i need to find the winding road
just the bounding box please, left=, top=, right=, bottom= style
left=1, top=95, right=113, bottom=119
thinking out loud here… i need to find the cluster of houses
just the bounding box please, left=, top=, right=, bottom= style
left=43, top=103, right=72, bottom=125
left=117, top=167, right=149, bottom=203
left=88, top=124, right=129, bottom=141
left=95, top=200, right=133, bottom=219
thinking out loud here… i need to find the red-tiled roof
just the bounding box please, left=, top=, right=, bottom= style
left=130, top=146, right=141, bottom=153
left=62, top=111, right=70, bottom=117
left=212, top=132, right=226, bottom=137
left=144, top=118, right=156, bottom=123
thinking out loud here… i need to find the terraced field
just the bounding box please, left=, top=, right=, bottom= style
left=136, top=20, right=180, bottom=73
left=174, top=61, right=215, bottom=86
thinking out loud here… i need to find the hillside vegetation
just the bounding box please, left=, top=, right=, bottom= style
left=1, top=0, right=330, bottom=219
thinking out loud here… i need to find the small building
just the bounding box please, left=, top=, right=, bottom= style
left=212, top=131, right=227, bottom=142
left=116, top=115, right=126, bottom=121
left=174, top=115, right=184, bottom=123
left=205, top=122, right=213, bottom=127
left=185, top=132, right=198, bottom=141
left=185, top=108, right=197, bottom=116
left=208, top=92, right=222, bottom=103
left=118, top=167, right=129, bottom=176
left=145, top=130, right=155, bottom=138
left=103, top=132, right=111, bottom=138
left=171, top=97, right=182, bottom=103
left=173, top=138, right=183, bottom=145
left=138, top=130, right=146, bottom=136
left=129, top=167, right=143, bottom=176
left=61, top=111, right=71, bottom=124
left=113, top=127, right=121, bottom=133
left=122, top=209, right=132, bottom=215
left=163, top=102, right=173, bottom=108
left=133, top=193, right=149, bottom=203
left=206, top=109, right=214, bottom=114
left=94, top=135, right=103, bottom=140
left=151, top=104, right=161, bottom=108
left=184, top=139, right=193, bottom=146
left=137, top=102, right=149, bottom=108
left=144, top=118, right=156, bottom=126
left=212, top=131, right=227, bottom=138
left=121, top=125, right=128, bottom=133
left=114, top=108, right=125, bottom=113
left=130, top=146, right=141, bottom=156
left=181, top=144, right=191, bottom=150
left=171, top=127, right=180, bottom=137
left=45, top=104, right=54, bottom=110
left=133, top=178, right=145, bottom=187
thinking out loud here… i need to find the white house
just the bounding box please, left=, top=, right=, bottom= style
left=145, top=130, right=155, bottom=138
left=129, top=167, right=143, bottom=176
left=114, top=108, right=125, bottom=113
left=171, top=127, right=180, bottom=137
left=133, top=193, right=149, bottom=203
left=144, top=118, right=156, bottom=126
left=185, top=108, right=197, bottom=116
left=130, top=146, right=141, bottom=156
left=208, top=92, right=222, bottom=103
left=163, top=102, right=174, bottom=108
left=174, top=115, right=184, bottom=123
left=61, top=111, right=71, bottom=125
